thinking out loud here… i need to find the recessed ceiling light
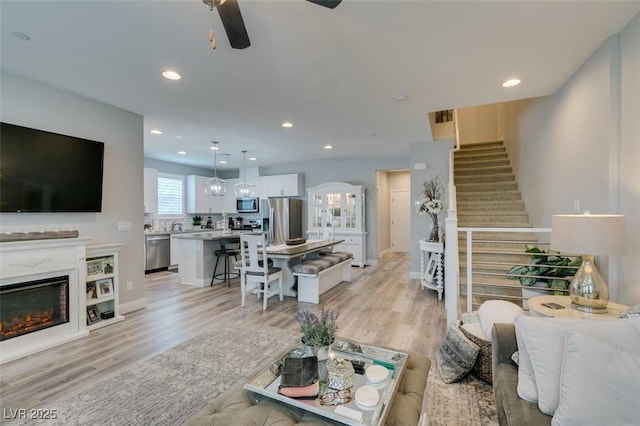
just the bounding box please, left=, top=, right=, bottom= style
left=282, top=122, right=293, bottom=128
left=324, top=145, right=333, bottom=150
left=162, top=70, right=181, bottom=80
left=502, top=79, right=521, bottom=88
left=219, top=160, right=227, bottom=164
left=12, top=32, right=31, bottom=41
left=150, top=129, right=163, bottom=135
left=177, top=151, right=186, bottom=155
left=249, top=157, right=257, bottom=161
left=393, top=95, right=407, bottom=102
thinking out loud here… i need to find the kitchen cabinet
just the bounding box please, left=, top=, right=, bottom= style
left=170, top=234, right=180, bottom=269
left=306, top=182, right=367, bottom=267
left=187, top=175, right=238, bottom=214
left=264, top=174, right=304, bottom=197
left=144, top=167, right=158, bottom=213
left=85, top=244, right=125, bottom=331
left=223, top=178, right=238, bottom=213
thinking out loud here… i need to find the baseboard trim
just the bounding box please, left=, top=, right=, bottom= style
left=120, top=297, right=148, bottom=315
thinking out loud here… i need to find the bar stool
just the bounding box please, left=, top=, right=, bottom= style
left=211, top=239, right=241, bottom=287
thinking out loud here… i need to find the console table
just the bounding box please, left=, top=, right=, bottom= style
left=419, top=239, right=444, bottom=300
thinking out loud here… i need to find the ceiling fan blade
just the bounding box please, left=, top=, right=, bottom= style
left=306, top=0, right=342, bottom=9
left=217, top=0, right=250, bottom=49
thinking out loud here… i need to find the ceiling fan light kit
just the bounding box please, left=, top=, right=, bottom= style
left=202, top=0, right=341, bottom=50
left=204, top=141, right=227, bottom=196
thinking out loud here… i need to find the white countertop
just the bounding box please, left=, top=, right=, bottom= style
left=171, top=230, right=254, bottom=240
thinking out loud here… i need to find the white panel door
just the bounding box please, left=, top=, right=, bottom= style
left=390, top=189, right=411, bottom=252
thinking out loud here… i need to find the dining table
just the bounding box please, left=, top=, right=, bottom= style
left=266, top=238, right=344, bottom=297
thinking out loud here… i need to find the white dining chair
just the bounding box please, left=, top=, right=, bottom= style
left=240, top=233, right=283, bottom=310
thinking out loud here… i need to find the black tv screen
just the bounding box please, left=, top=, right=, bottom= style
left=0, top=122, right=104, bottom=212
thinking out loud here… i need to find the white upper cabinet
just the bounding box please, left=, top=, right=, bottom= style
left=264, top=174, right=304, bottom=197
left=144, top=167, right=158, bottom=213
left=223, top=178, right=238, bottom=213
left=186, top=175, right=214, bottom=214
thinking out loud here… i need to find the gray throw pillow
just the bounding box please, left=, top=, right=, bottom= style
left=435, top=321, right=480, bottom=383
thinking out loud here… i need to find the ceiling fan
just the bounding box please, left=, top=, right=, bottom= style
left=203, top=0, right=342, bottom=50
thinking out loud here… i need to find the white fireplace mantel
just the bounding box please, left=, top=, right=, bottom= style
left=0, top=237, right=91, bottom=364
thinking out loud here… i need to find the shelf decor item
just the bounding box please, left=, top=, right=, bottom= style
left=550, top=213, right=627, bottom=314
left=416, top=176, right=444, bottom=242
left=96, top=278, right=114, bottom=298
left=87, top=306, right=101, bottom=325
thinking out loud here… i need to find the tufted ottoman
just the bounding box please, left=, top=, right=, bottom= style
left=185, top=351, right=431, bottom=426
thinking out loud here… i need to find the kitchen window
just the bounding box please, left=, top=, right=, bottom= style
left=157, top=174, right=184, bottom=216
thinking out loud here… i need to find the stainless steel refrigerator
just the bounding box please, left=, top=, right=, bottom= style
left=261, top=198, right=303, bottom=245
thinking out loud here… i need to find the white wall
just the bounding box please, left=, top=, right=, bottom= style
left=504, top=13, right=640, bottom=305
left=457, top=104, right=501, bottom=145
left=409, top=141, right=453, bottom=273
left=618, top=12, right=640, bottom=305
left=0, top=73, right=146, bottom=312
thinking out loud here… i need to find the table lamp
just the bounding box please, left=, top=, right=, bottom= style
left=550, top=213, right=626, bottom=314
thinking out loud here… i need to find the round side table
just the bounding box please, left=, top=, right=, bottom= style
left=527, top=295, right=629, bottom=320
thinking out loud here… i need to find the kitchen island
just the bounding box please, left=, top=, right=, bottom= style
left=172, top=230, right=248, bottom=287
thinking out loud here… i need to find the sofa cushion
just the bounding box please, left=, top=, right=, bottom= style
left=436, top=321, right=479, bottom=383
left=515, top=316, right=640, bottom=416
left=552, top=329, right=640, bottom=426
left=478, top=300, right=524, bottom=341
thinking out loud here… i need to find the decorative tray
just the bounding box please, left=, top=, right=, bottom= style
left=285, top=238, right=307, bottom=245
left=244, top=339, right=408, bottom=426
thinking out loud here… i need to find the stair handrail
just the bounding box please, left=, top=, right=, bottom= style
left=458, top=227, right=551, bottom=317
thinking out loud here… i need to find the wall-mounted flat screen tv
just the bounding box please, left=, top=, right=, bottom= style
left=0, top=122, right=105, bottom=212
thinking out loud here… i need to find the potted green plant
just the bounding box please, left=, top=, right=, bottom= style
left=192, top=215, right=202, bottom=227
left=507, top=244, right=582, bottom=295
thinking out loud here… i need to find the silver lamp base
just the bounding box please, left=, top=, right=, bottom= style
left=569, top=255, right=608, bottom=314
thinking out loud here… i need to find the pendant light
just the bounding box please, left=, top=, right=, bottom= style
left=234, top=150, right=255, bottom=197
left=204, top=141, right=227, bottom=196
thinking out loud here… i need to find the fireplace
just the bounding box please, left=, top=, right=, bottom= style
left=0, top=238, right=90, bottom=363
left=0, top=275, right=69, bottom=341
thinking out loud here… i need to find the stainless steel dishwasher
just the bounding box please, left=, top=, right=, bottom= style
left=145, top=233, right=171, bottom=272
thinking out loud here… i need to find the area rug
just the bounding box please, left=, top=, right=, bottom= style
left=426, top=369, right=498, bottom=425
left=20, top=321, right=300, bottom=426
left=18, top=321, right=497, bottom=426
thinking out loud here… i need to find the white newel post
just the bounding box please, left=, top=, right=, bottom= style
left=444, top=212, right=459, bottom=325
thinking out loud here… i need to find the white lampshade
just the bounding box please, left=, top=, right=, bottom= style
left=550, top=214, right=626, bottom=255
left=550, top=213, right=626, bottom=314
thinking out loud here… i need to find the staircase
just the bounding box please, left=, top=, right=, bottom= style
left=454, top=141, right=538, bottom=309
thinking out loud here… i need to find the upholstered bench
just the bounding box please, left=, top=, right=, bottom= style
left=185, top=351, right=431, bottom=426
left=291, top=252, right=353, bottom=304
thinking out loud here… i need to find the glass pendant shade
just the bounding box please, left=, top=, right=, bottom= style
left=234, top=150, right=255, bottom=197
left=204, top=176, right=227, bottom=196
left=205, top=141, right=227, bottom=196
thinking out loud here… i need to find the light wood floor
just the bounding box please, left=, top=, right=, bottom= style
left=0, top=252, right=447, bottom=413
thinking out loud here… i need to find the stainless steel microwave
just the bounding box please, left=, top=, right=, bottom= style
left=236, top=197, right=260, bottom=213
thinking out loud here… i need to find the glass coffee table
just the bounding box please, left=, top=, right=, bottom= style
left=244, top=338, right=408, bottom=426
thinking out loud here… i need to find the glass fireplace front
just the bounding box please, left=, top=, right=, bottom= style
left=0, top=275, right=69, bottom=341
